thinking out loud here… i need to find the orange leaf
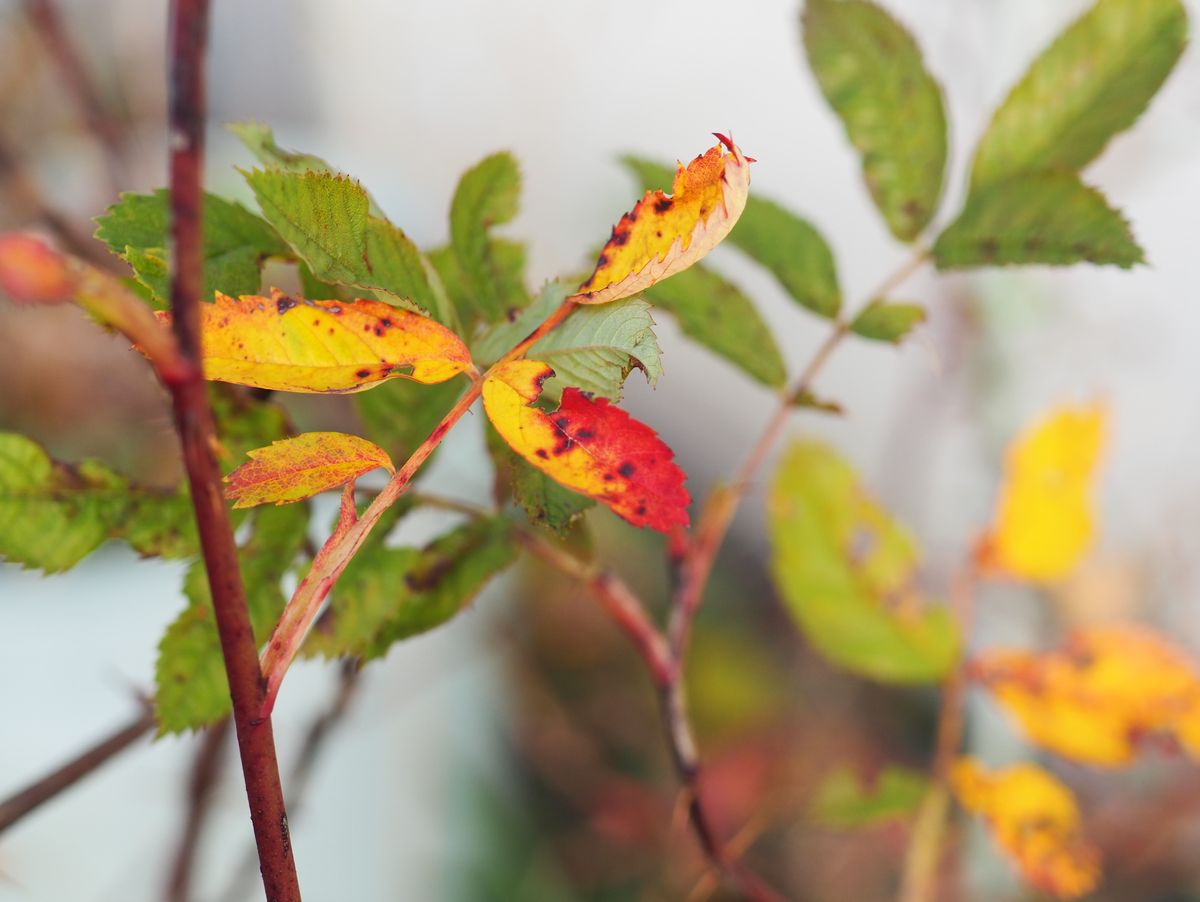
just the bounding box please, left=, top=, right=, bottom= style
left=951, top=758, right=1100, bottom=900
left=225, top=431, right=393, bottom=508
left=984, top=403, right=1107, bottom=583
left=481, top=359, right=689, bottom=531
left=576, top=134, right=751, bottom=305
left=973, top=624, right=1200, bottom=766
left=157, top=288, right=472, bottom=393
left=0, top=233, right=73, bottom=303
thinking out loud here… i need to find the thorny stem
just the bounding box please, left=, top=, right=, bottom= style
left=0, top=708, right=155, bottom=833
left=165, top=718, right=232, bottom=902
left=163, top=2, right=301, bottom=899
left=899, top=556, right=980, bottom=902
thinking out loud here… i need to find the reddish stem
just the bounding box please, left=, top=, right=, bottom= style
left=164, top=2, right=300, bottom=899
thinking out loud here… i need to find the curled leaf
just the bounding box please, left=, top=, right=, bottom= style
left=158, top=288, right=472, bottom=393
left=984, top=403, right=1107, bottom=582
left=577, top=135, right=751, bottom=305
left=481, top=359, right=689, bottom=532
left=952, top=758, right=1101, bottom=900
left=226, top=432, right=394, bottom=509
left=973, top=625, right=1200, bottom=767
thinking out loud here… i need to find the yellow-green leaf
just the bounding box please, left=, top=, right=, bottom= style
left=226, top=432, right=393, bottom=509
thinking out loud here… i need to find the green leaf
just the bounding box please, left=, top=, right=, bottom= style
left=485, top=423, right=594, bottom=534
left=209, top=385, right=291, bottom=474
left=768, top=441, right=957, bottom=684
left=850, top=300, right=926, bottom=343
left=309, top=518, right=518, bottom=661
left=802, top=0, right=948, bottom=241
left=640, top=262, right=786, bottom=388
left=154, top=503, right=310, bottom=734
left=474, top=282, right=661, bottom=401
left=0, top=433, right=197, bottom=572
left=229, top=121, right=337, bottom=176
left=621, top=157, right=841, bottom=317
left=792, top=388, right=844, bottom=415
left=448, top=152, right=529, bottom=324
left=355, top=376, right=465, bottom=463
left=242, top=168, right=434, bottom=315
left=810, top=765, right=929, bottom=827
left=933, top=173, right=1144, bottom=270
left=94, top=190, right=287, bottom=307
left=969, top=0, right=1188, bottom=191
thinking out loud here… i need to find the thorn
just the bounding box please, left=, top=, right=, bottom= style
left=712, top=132, right=734, bottom=152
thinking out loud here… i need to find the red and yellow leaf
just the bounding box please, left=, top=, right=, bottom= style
left=952, top=758, right=1100, bottom=900
left=983, top=403, right=1107, bottom=583
left=0, top=233, right=73, bottom=303
left=157, top=288, right=471, bottom=393
left=481, top=359, right=689, bottom=531
left=225, top=431, right=393, bottom=509
left=972, top=624, right=1200, bottom=766
left=576, top=135, right=752, bottom=305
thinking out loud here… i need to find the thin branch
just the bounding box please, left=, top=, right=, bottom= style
left=899, top=555, right=980, bottom=902
left=0, top=709, right=154, bottom=833
left=164, top=718, right=232, bottom=902
left=163, top=2, right=300, bottom=899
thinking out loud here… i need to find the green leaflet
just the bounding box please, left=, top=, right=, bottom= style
left=802, top=0, right=948, bottom=242
left=242, top=168, right=439, bottom=316
left=970, top=0, right=1188, bottom=191
left=640, top=263, right=786, bottom=388
left=850, top=300, right=926, bottom=344
left=933, top=173, right=1144, bottom=270
left=94, top=190, right=287, bottom=307
left=621, top=157, right=841, bottom=318
left=474, top=282, right=662, bottom=401
left=485, top=423, right=594, bottom=534
left=154, top=502, right=310, bottom=735
left=308, top=518, right=518, bottom=661
left=0, top=433, right=198, bottom=573
left=810, top=765, right=929, bottom=828
left=448, top=152, right=529, bottom=325
left=355, top=376, right=465, bottom=463
left=768, top=441, right=957, bottom=684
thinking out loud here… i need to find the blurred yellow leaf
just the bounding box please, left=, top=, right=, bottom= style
left=985, top=403, right=1107, bottom=583
left=973, top=624, right=1200, bottom=766
left=225, top=432, right=393, bottom=509
left=576, top=135, right=751, bottom=305
left=951, top=758, right=1100, bottom=900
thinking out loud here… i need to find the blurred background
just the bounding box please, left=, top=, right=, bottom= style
left=2, top=0, right=1200, bottom=899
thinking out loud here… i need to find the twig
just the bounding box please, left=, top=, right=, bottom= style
left=163, top=2, right=301, bottom=899
left=164, top=718, right=232, bottom=902
left=898, top=556, right=980, bottom=902
left=22, top=0, right=125, bottom=189
left=0, top=709, right=154, bottom=833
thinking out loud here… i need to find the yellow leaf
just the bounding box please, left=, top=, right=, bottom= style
left=225, top=431, right=393, bottom=509
left=973, top=624, right=1200, bottom=766
left=985, top=403, right=1107, bottom=582
left=951, top=758, right=1100, bottom=900
left=576, top=135, right=751, bottom=305
left=158, top=289, right=472, bottom=393
left=481, top=359, right=689, bottom=531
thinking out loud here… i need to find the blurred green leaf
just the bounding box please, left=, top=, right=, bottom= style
left=94, top=190, right=287, bottom=307
left=933, top=173, right=1144, bottom=270
left=810, top=765, right=929, bottom=827
left=154, top=503, right=310, bottom=734
left=486, top=423, right=594, bottom=534
left=802, top=0, right=947, bottom=241
left=792, top=388, right=844, bottom=415
left=474, top=282, right=661, bottom=401
left=355, top=376, right=465, bottom=463
left=969, top=0, right=1187, bottom=191
left=229, top=121, right=337, bottom=177
left=768, top=441, right=956, bottom=684
left=641, top=263, right=786, bottom=388
left=850, top=300, right=926, bottom=344
left=310, top=518, right=518, bottom=661
left=0, top=433, right=198, bottom=573
left=449, top=152, right=529, bottom=325
left=621, top=156, right=841, bottom=318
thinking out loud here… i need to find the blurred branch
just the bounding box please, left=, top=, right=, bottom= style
left=164, top=717, right=231, bottom=902
left=0, top=708, right=155, bottom=833
left=899, top=555, right=980, bottom=902
left=22, top=0, right=125, bottom=189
